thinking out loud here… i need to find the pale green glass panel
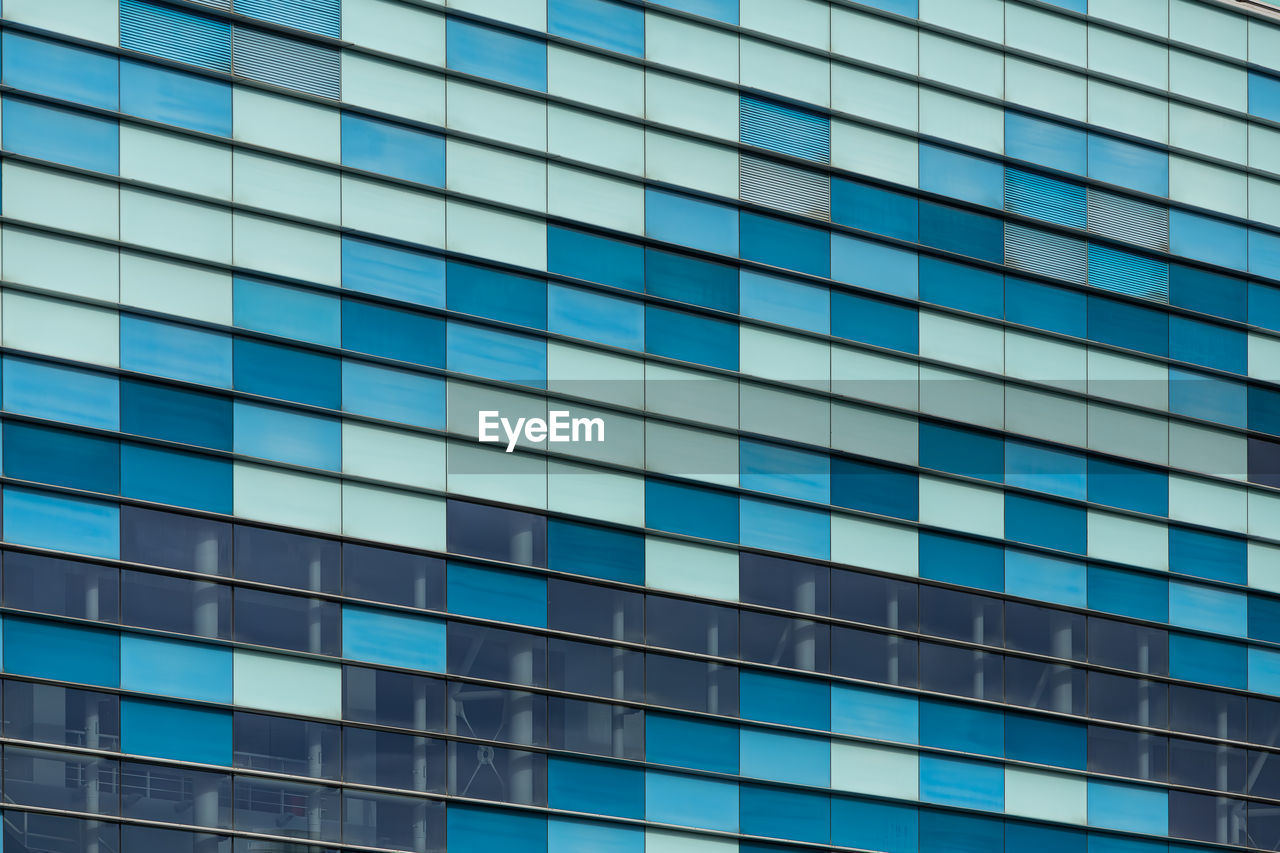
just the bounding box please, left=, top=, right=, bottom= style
left=446, top=441, right=547, bottom=508
left=1251, top=20, right=1280, bottom=66
left=832, top=8, right=917, bottom=73
left=447, top=382, right=547, bottom=443
left=549, top=106, right=644, bottom=174
left=1005, top=768, right=1087, bottom=824
left=1251, top=334, right=1280, bottom=382
left=234, top=151, right=340, bottom=224
left=739, top=326, right=830, bottom=391
left=447, top=139, right=546, bottom=213
left=233, top=649, right=341, bottom=718
left=919, top=366, right=1004, bottom=430
left=548, top=342, right=644, bottom=410
left=646, top=13, right=738, bottom=82
left=1005, top=4, right=1085, bottom=66
left=832, top=66, right=918, bottom=131
left=549, top=45, right=643, bottom=117
left=646, top=420, right=738, bottom=488
left=547, top=460, right=644, bottom=526
left=920, top=33, right=1003, bottom=99
left=1170, top=103, right=1246, bottom=164
left=1170, top=422, right=1247, bottom=482
left=1088, top=80, right=1168, bottom=144
left=1252, top=124, right=1280, bottom=172
left=343, top=0, right=444, bottom=63
left=342, top=53, right=445, bottom=126
left=342, top=483, right=445, bottom=550
left=3, top=292, right=118, bottom=367
left=1087, top=510, right=1169, bottom=571
left=831, top=346, right=918, bottom=411
left=121, top=190, right=231, bottom=264
left=233, top=213, right=341, bottom=286
left=1005, top=58, right=1087, bottom=122
left=645, top=362, right=738, bottom=430
left=741, top=0, right=828, bottom=49
left=1250, top=541, right=1280, bottom=594
left=1089, top=0, right=1168, bottom=36
left=646, top=829, right=737, bottom=853
left=918, top=476, right=1004, bottom=539
left=120, top=253, right=230, bottom=325
left=920, top=313, right=1003, bottom=374
left=446, top=201, right=547, bottom=270
left=645, top=72, right=738, bottom=141
left=646, top=537, right=739, bottom=600
left=1170, top=51, right=1246, bottom=110
left=1250, top=177, right=1280, bottom=229
left=645, top=131, right=737, bottom=198
left=740, top=38, right=829, bottom=107
left=6, top=0, right=118, bottom=44
left=831, top=515, right=918, bottom=577
left=1252, top=490, right=1280, bottom=537
left=919, top=0, right=1002, bottom=40
left=831, top=403, right=918, bottom=465
left=553, top=406, right=644, bottom=468
left=1088, top=27, right=1167, bottom=89
left=1172, top=0, right=1246, bottom=58
left=3, top=162, right=118, bottom=240
left=1168, top=473, right=1247, bottom=533
left=3, top=228, right=118, bottom=302
left=1005, top=385, right=1087, bottom=447
left=1005, top=331, right=1087, bottom=394
left=830, top=742, right=919, bottom=799
left=548, top=165, right=644, bottom=235
left=919, top=89, right=1003, bottom=153
left=343, top=423, right=445, bottom=490
left=342, top=176, right=445, bottom=247
left=233, top=87, right=339, bottom=162
left=120, top=125, right=230, bottom=200
left=1086, top=404, right=1169, bottom=466
left=233, top=462, right=342, bottom=534
left=831, top=122, right=918, bottom=188
left=1170, top=157, right=1247, bottom=218
left=740, top=383, right=830, bottom=446
left=448, top=0, right=545, bottom=30
left=1087, top=350, right=1168, bottom=411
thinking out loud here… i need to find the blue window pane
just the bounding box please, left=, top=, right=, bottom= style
left=740, top=728, right=829, bottom=787
left=1006, top=113, right=1086, bottom=175
left=121, top=315, right=232, bottom=388
left=831, top=290, right=919, bottom=353
left=548, top=0, right=644, bottom=56
left=739, top=497, right=829, bottom=561
left=121, top=634, right=231, bottom=702
left=920, top=422, right=1002, bottom=482
left=1006, top=824, right=1085, bottom=853
left=919, top=533, right=1004, bottom=592
left=1168, top=368, right=1247, bottom=428
left=120, top=58, right=231, bottom=136
left=446, top=321, right=547, bottom=388
left=1005, top=439, right=1087, bottom=501
left=2, top=32, right=118, bottom=110
left=1170, top=527, right=1246, bottom=585
left=547, top=520, right=643, bottom=585
left=645, top=305, right=738, bottom=370
left=121, top=444, right=232, bottom=514
left=234, top=401, right=341, bottom=470
left=646, top=248, right=738, bottom=312
left=340, top=113, right=444, bottom=185
left=1251, top=229, right=1280, bottom=283
left=1088, top=780, right=1168, bottom=835
left=234, top=338, right=341, bottom=409
left=1087, top=295, right=1169, bottom=358
left=919, top=804, right=1003, bottom=850
left=1088, top=457, right=1168, bottom=515
left=548, top=757, right=644, bottom=818
left=342, top=237, right=445, bottom=308
left=342, top=360, right=444, bottom=430
left=4, top=616, right=119, bottom=687
left=1253, top=384, right=1280, bottom=437
left=120, top=0, right=231, bottom=71
left=446, top=19, right=546, bottom=90
left=448, top=806, right=546, bottom=853
left=645, top=770, right=738, bottom=833
left=1169, top=633, right=1246, bottom=689
left=1088, top=565, right=1169, bottom=623
left=342, top=605, right=445, bottom=672
left=918, top=202, right=1004, bottom=263
left=448, top=262, right=547, bottom=330
left=740, top=783, right=829, bottom=845
left=1250, top=595, right=1280, bottom=644
left=3, top=98, right=119, bottom=174
left=1005, top=712, right=1085, bottom=769
left=740, top=670, right=829, bottom=729
left=740, top=95, right=830, bottom=162
left=4, top=423, right=119, bottom=495
left=3, top=488, right=119, bottom=558
left=741, top=212, right=830, bottom=277
left=547, top=226, right=644, bottom=292
left=1088, top=135, right=1168, bottom=196
left=1005, top=551, right=1086, bottom=608
left=233, top=278, right=340, bottom=346
left=650, top=0, right=738, bottom=23
left=831, top=458, right=917, bottom=520
left=645, top=188, right=739, bottom=256
left=740, top=270, right=830, bottom=335
left=121, top=380, right=231, bottom=450
left=121, top=698, right=231, bottom=765
left=832, top=179, right=919, bottom=242
left=1251, top=71, right=1280, bottom=122
left=1253, top=282, right=1280, bottom=334
left=646, top=713, right=739, bottom=774
left=548, top=284, right=643, bottom=350
left=831, top=235, right=918, bottom=299
left=549, top=818, right=642, bottom=853
left=1005, top=169, right=1086, bottom=227
left=1087, top=244, right=1169, bottom=302
left=832, top=797, right=918, bottom=853
left=919, top=256, right=1002, bottom=318
left=831, top=684, right=918, bottom=743
left=1170, top=580, right=1247, bottom=638
left=1171, top=210, right=1248, bottom=271
left=448, top=563, right=546, bottom=628
left=4, top=357, right=119, bottom=431
left=645, top=479, right=738, bottom=542
left=740, top=440, right=830, bottom=503
left=920, top=144, right=1003, bottom=208
left=342, top=300, right=445, bottom=368
left=1005, top=494, right=1085, bottom=553
left=920, top=699, right=1003, bottom=758
left=1005, top=276, right=1086, bottom=337
left=1169, top=264, right=1247, bottom=324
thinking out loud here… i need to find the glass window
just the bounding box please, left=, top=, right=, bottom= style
left=121, top=569, right=229, bottom=639
left=342, top=236, right=445, bottom=307
left=646, top=653, right=738, bottom=716
left=4, top=681, right=120, bottom=751
left=549, top=0, right=643, bottom=55
left=344, top=725, right=444, bottom=792
left=547, top=519, right=643, bottom=584
left=740, top=211, right=830, bottom=277
left=4, top=745, right=119, bottom=815
left=344, top=790, right=445, bottom=851
left=343, top=665, right=445, bottom=732
left=645, top=304, right=739, bottom=370
left=832, top=625, right=918, bottom=687
left=233, top=711, right=339, bottom=779
left=121, top=315, right=232, bottom=388
left=549, top=637, right=643, bottom=701
left=341, top=112, right=443, bottom=185
left=4, top=552, right=119, bottom=623
left=644, top=188, right=739, bottom=256
left=646, top=595, right=738, bottom=656
left=1088, top=134, right=1168, bottom=197
left=233, top=338, right=340, bottom=408
left=120, top=58, right=230, bottom=135
left=548, top=579, right=642, bottom=642
left=831, top=570, right=917, bottom=629
left=118, top=506, right=229, bottom=575
left=740, top=553, right=829, bottom=615
left=342, top=543, right=443, bottom=610
left=4, top=615, right=119, bottom=688
left=447, top=19, right=546, bottom=90
left=4, top=97, right=118, bottom=174
left=918, top=640, right=1002, bottom=701
left=918, top=201, right=1003, bottom=263
left=548, top=696, right=643, bottom=761
left=2, top=32, right=118, bottom=109
left=233, top=776, right=340, bottom=840
left=1006, top=113, right=1086, bottom=174
left=1005, top=601, right=1085, bottom=659
left=233, top=587, right=339, bottom=655
left=448, top=622, right=547, bottom=687
left=830, top=290, right=919, bottom=352
left=1004, top=656, right=1085, bottom=714
left=447, top=499, right=547, bottom=566
left=1090, top=672, right=1169, bottom=728
left=121, top=698, right=230, bottom=766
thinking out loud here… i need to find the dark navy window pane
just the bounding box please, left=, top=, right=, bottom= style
left=1005, top=276, right=1086, bottom=337
left=831, top=458, right=917, bottom=520
left=548, top=579, right=643, bottom=642
left=120, top=58, right=231, bottom=136
left=235, top=586, right=340, bottom=655
left=234, top=711, right=340, bottom=778
left=342, top=237, right=446, bottom=308
left=740, top=212, right=830, bottom=277
left=547, top=519, right=644, bottom=584
left=4, top=553, right=120, bottom=623
left=919, top=533, right=1004, bottom=591
left=1171, top=210, right=1248, bottom=271
left=1252, top=436, right=1280, bottom=488
left=234, top=525, right=340, bottom=592
left=831, top=179, right=918, bottom=242
left=341, top=113, right=443, bottom=186
left=1169, top=265, right=1247, bottom=323
left=646, top=479, right=738, bottom=542
left=121, top=568, right=230, bottom=639
left=918, top=202, right=1004, bottom=263
left=547, top=226, right=644, bottom=292
left=832, top=626, right=918, bottom=686
left=548, top=0, right=644, bottom=56
left=233, top=338, right=340, bottom=408
left=740, top=553, right=829, bottom=616
left=3, top=98, right=119, bottom=174
left=2, top=32, right=119, bottom=110
left=447, top=499, right=547, bottom=567
left=919, top=257, right=1003, bottom=318
left=344, top=665, right=446, bottom=731
left=342, top=299, right=445, bottom=367
left=121, top=379, right=232, bottom=450
left=447, top=262, right=547, bottom=329
left=645, top=249, right=738, bottom=312
left=121, top=443, right=232, bottom=514
left=1005, top=113, right=1086, bottom=175
left=831, top=291, right=919, bottom=353
left=920, top=422, right=1003, bottom=482
left=1088, top=134, right=1169, bottom=196
left=1088, top=457, right=1168, bottom=515
left=343, top=543, right=445, bottom=610
left=446, top=19, right=547, bottom=90
left=645, top=305, right=738, bottom=370
left=1087, top=295, right=1169, bottom=357
left=1251, top=71, right=1280, bottom=122
left=121, top=505, right=231, bottom=574
left=4, top=680, right=120, bottom=750
left=4, top=423, right=119, bottom=495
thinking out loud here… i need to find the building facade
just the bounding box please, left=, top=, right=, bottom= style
left=3, top=0, right=1280, bottom=850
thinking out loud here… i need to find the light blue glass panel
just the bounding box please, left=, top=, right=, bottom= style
left=831, top=684, right=918, bottom=744
left=341, top=360, right=445, bottom=430
left=120, top=58, right=231, bottom=136
left=1088, top=135, right=1168, bottom=197
left=1250, top=72, right=1280, bottom=123
left=447, top=322, right=547, bottom=389
left=1006, top=113, right=1086, bottom=175
left=739, top=498, right=830, bottom=560
left=1170, top=210, right=1248, bottom=271
left=920, top=145, right=1003, bottom=208
left=233, top=401, right=341, bottom=470
left=548, top=0, right=644, bottom=57
left=446, top=19, right=547, bottom=90
left=919, top=755, right=1003, bottom=810
left=831, top=235, right=918, bottom=299
left=4, top=616, right=119, bottom=687
left=1087, top=780, right=1168, bottom=835
left=645, top=188, right=739, bottom=256
left=740, top=440, right=830, bottom=503
left=342, top=605, right=445, bottom=673
left=740, top=727, right=829, bottom=787
left=650, top=0, right=739, bottom=23
left=1169, top=368, right=1247, bottom=429
left=120, top=698, right=231, bottom=765
left=3, top=98, right=119, bottom=174
left=4, top=487, right=119, bottom=558
left=1250, top=647, right=1280, bottom=696
left=448, top=563, right=547, bottom=628
left=2, top=32, right=119, bottom=110
left=1168, top=580, right=1247, bottom=638
left=857, top=0, right=918, bottom=15
left=1250, top=229, right=1280, bottom=282
left=121, top=634, right=232, bottom=703
left=3, top=357, right=119, bottom=430
left=1005, top=551, right=1086, bottom=608
left=342, top=237, right=446, bottom=308
left=233, top=278, right=340, bottom=347
left=739, top=270, right=830, bottom=334
left=341, top=113, right=445, bottom=186
left=548, top=818, right=643, bottom=853
left=121, top=316, right=233, bottom=388
left=548, top=284, right=644, bottom=351
left=1004, top=440, right=1087, bottom=501
left=645, top=770, right=738, bottom=832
